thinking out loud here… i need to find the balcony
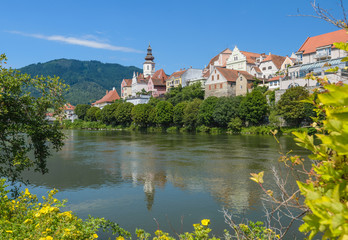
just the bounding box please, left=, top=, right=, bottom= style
left=315, top=52, right=331, bottom=60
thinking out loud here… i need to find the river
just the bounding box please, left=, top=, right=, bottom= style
left=21, top=130, right=310, bottom=238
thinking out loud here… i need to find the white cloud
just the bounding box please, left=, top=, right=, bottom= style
left=8, top=31, right=143, bottom=53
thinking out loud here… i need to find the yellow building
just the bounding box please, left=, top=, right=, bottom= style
left=165, top=70, right=186, bottom=91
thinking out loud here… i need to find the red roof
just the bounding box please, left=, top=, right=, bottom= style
left=261, top=54, right=287, bottom=69
left=206, top=48, right=232, bottom=69
left=169, top=70, right=186, bottom=79
left=267, top=75, right=284, bottom=82
left=216, top=67, right=255, bottom=82
left=93, top=89, right=120, bottom=105
left=123, top=79, right=132, bottom=87
left=298, top=29, right=348, bottom=54
left=64, top=103, right=75, bottom=110
left=240, top=51, right=262, bottom=64
left=152, top=69, right=168, bottom=81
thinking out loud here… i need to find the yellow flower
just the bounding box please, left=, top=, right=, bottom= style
left=46, top=236, right=53, bottom=240
left=116, top=236, right=125, bottom=240
left=201, top=219, right=210, bottom=226
left=6, top=230, right=13, bottom=233
left=93, top=233, right=98, bottom=239
left=25, top=188, right=30, bottom=195
left=24, top=219, right=33, bottom=224
left=155, top=230, right=162, bottom=235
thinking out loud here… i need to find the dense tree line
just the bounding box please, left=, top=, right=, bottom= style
left=73, top=84, right=315, bottom=132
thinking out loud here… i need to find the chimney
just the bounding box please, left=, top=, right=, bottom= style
left=269, top=52, right=271, bottom=55
left=113, top=87, right=115, bottom=91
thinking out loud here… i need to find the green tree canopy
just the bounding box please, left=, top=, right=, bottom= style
left=115, top=102, right=134, bottom=126
left=100, top=101, right=122, bottom=125
left=155, top=101, right=174, bottom=127
left=0, top=54, right=67, bottom=183
left=165, top=83, right=204, bottom=106
left=131, top=103, right=153, bottom=127
left=213, top=96, right=243, bottom=127
left=183, top=99, right=202, bottom=130
left=277, top=86, right=314, bottom=127
left=239, top=89, right=269, bottom=125
left=85, top=107, right=100, bottom=122
left=75, top=104, right=91, bottom=120
left=173, top=101, right=188, bottom=127
left=198, top=96, right=219, bottom=127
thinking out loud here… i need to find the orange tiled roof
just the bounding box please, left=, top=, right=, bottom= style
left=298, top=29, right=348, bottom=54
left=240, top=51, right=262, bottom=64
left=261, top=54, right=287, bottom=69
left=216, top=67, right=255, bottom=82
left=123, top=79, right=132, bottom=87
left=206, top=48, right=232, bottom=69
left=152, top=69, right=168, bottom=81
left=169, top=70, right=186, bottom=79
left=252, top=66, right=262, bottom=73
left=267, top=75, right=284, bottom=82
left=64, top=103, right=75, bottom=110
left=93, top=89, right=120, bottom=105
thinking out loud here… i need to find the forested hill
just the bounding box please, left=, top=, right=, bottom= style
left=19, top=59, right=142, bottom=105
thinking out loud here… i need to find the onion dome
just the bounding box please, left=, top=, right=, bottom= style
left=145, top=44, right=154, bottom=61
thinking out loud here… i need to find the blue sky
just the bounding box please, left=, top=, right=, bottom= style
left=1, top=0, right=345, bottom=74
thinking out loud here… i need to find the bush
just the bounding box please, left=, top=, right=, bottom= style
left=0, top=179, right=130, bottom=239
left=228, top=117, right=243, bottom=133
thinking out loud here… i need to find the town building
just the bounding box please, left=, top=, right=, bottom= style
left=121, top=78, right=132, bottom=99
left=281, top=29, right=348, bottom=90
left=131, top=72, right=149, bottom=96
left=166, top=69, right=186, bottom=92
left=181, top=68, right=203, bottom=87
left=92, top=87, right=120, bottom=109
left=258, top=53, right=287, bottom=80
left=147, top=69, right=168, bottom=97
left=63, top=103, right=78, bottom=122
left=202, top=48, right=232, bottom=83
left=204, top=66, right=255, bottom=98
left=226, top=46, right=266, bottom=73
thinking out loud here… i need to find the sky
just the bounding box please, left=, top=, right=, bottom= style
left=1, top=0, right=345, bottom=75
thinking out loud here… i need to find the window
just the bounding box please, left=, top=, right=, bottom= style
left=215, top=84, right=217, bottom=89
left=147, top=65, right=149, bottom=70
left=240, top=76, right=243, bottom=81
left=234, top=56, right=238, bottom=61
left=209, top=85, right=211, bottom=90
left=262, top=67, right=266, bottom=70
left=212, top=75, right=214, bottom=81
left=215, top=70, right=216, bottom=74
left=217, top=74, right=220, bottom=80
left=268, top=66, right=272, bottom=70
left=220, top=83, right=222, bottom=88
left=240, top=85, right=242, bottom=89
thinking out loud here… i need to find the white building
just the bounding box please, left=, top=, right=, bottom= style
left=281, top=29, right=348, bottom=90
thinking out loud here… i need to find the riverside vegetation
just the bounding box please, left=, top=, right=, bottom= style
left=64, top=83, right=317, bottom=136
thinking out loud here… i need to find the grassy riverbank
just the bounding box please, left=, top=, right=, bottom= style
left=61, top=119, right=316, bottom=135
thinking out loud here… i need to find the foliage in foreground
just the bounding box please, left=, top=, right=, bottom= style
left=0, top=54, right=67, bottom=183
left=0, top=179, right=130, bottom=240
left=251, top=82, right=348, bottom=239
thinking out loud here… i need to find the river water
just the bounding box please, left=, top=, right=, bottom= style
left=21, top=130, right=310, bottom=238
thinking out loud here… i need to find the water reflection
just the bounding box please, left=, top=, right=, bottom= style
left=21, top=130, right=309, bottom=235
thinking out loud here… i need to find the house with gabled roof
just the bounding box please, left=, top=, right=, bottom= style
left=63, top=103, right=78, bottom=122
left=121, top=78, right=132, bottom=99
left=205, top=66, right=255, bottom=98
left=259, top=53, right=287, bottom=79
left=147, top=69, right=168, bottom=97
left=226, top=46, right=266, bottom=73
left=166, top=69, right=186, bottom=92
left=202, top=48, right=232, bottom=80
left=282, top=29, right=348, bottom=90
left=132, top=72, right=150, bottom=96
left=92, top=87, right=120, bottom=109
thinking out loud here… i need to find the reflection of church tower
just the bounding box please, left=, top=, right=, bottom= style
left=143, top=44, right=155, bottom=77
left=144, top=173, right=155, bottom=211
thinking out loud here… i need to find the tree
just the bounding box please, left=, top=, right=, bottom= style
left=131, top=103, right=153, bottom=127
left=183, top=99, right=202, bottom=131
left=155, top=101, right=174, bottom=127
left=75, top=104, right=91, bottom=120
left=0, top=54, right=67, bottom=183
left=277, top=86, right=314, bottom=126
left=198, top=96, right=219, bottom=127
left=115, top=102, right=134, bottom=126
left=239, top=89, right=269, bottom=126
left=173, top=101, right=188, bottom=127
left=85, top=107, right=100, bottom=122
left=100, top=101, right=122, bottom=125
left=213, top=96, right=243, bottom=128
left=165, top=83, right=204, bottom=106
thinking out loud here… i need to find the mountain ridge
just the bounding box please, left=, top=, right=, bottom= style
left=19, top=58, right=142, bottom=105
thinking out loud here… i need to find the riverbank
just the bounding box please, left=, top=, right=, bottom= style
left=61, top=119, right=316, bottom=135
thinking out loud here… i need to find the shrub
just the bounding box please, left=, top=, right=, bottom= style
left=228, top=117, right=243, bottom=133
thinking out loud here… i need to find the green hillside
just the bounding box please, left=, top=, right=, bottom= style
left=19, top=59, right=141, bottom=105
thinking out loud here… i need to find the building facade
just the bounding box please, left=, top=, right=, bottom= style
left=92, top=88, right=120, bottom=109
left=281, top=29, right=348, bottom=90
left=121, top=78, right=132, bottom=99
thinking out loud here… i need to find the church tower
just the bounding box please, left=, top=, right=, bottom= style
left=143, top=44, right=155, bottom=77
